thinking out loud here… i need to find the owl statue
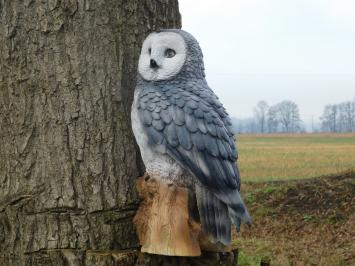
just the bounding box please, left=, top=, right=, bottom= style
left=131, top=29, right=251, bottom=245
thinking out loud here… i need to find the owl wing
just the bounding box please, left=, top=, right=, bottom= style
left=138, top=81, right=239, bottom=190
left=137, top=81, right=251, bottom=230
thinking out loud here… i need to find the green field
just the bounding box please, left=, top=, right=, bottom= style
left=237, top=133, right=355, bottom=182
left=233, top=134, right=355, bottom=266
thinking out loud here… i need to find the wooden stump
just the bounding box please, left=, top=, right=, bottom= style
left=134, top=174, right=201, bottom=256
left=134, top=174, right=232, bottom=257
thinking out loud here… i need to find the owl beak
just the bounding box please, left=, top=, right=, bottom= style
left=150, top=59, right=159, bottom=69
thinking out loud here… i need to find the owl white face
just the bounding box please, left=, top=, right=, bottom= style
left=138, top=32, right=187, bottom=81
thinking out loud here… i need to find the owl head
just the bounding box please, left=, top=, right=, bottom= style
left=138, top=29, right=205, bottom=81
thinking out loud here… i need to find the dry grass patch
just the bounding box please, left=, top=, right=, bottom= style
left=234, top=170, right=355, bottom=266
left=237, top=133, right=355, bottom=182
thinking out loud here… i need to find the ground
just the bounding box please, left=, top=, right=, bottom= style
left=237, top=133, right=355, bottom=182
left=233, top=134, right=355, bottom=266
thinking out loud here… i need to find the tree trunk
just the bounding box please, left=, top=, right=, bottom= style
left=0, top=1, right=180, bottom=265
left=0, top=1, right=239, bottom=265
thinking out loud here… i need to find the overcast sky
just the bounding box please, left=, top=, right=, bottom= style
left=179, top=0, right=355, bottom=125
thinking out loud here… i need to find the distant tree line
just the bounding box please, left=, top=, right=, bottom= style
left=232, top=100, right=303, bottom=134
left=232, top=98, right=355, bottom=134
left=320, top=100, right=355, bottom=133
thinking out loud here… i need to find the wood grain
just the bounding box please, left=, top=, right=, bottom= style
left=134, top=175, right=201, bottom=256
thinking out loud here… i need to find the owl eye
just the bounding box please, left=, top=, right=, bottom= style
left=148, top=48, right=151, bottom=54
left=165, top=48, right=176, bottom=58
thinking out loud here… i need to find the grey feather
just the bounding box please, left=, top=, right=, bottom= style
left=186, top=100, right=198, bottom=109
left=164, top=122, right=179, bottom=147
left=199, top=101, right=212, bottom=112
left=152, top=112, right=160, bottom=120
left=183, top=105, right=194, bottom=114
left=191, top=131, right=204, bottom=151
left=204, top=112, right=214, bottom=123
left=196, top=118, right=207, bottom=133
left=194, top=108, right=204, bottom=118
left=214, top=188, right=252, bottom=227
left=147, top=102, right=155, bottom=111
left=176, top=125, right=192, bottom=150
left=160, top=108, right=172, bottom=124
left=216, top=139, right=228, bottom=159
left=147, top=92, right=155, bottom=99
left=159, top=101, right=169, bottom=109
left=213, top=116, right=224, bottom=126
left=173, top=93, right=181, bottom=99
left=216, top=126, right=230, bottom=141
left=206, top=122, right=217, bottom=136
left=152, top=119, right=164, bottom=131
left=142, top=109, right=152, bottom=126
left=154, top=106, right=161, bottom=113
left=170, top=105, right=185, bottom=126
left=152, top=97, right=160, bottom=103
left=185, top=114, right=198, bottom=132
left=196, top=185, right=231, bottom=245
left=146, top=126, right=164, bottom=145
left=202, top=133, right=219, bottom=157
left=176, top=98, right=185, bottom=108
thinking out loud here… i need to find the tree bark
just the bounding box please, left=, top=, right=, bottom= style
left=0, top=1, right=180, bottom=265
left=0, top=1, right=240, bottom=265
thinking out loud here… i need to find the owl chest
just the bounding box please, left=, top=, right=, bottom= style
left=131, top=90, right=167, bottom=167
left=131, top=89, right=190, bottom=183
left=131, top=90, right=152, bottom=160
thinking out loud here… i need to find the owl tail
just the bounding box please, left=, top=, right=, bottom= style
left=195, top=185, right=231, bottom=245
left=214, top=188, right=252, bottom=231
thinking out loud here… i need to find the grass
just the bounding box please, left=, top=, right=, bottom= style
left=232, top=133, right=355, bottom=265
left=235, top=171, right=355, bottom=266
left=237, top=133, right=355, bottom=182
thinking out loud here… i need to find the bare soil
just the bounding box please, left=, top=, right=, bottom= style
left=234, top=170, right=355, bottom=266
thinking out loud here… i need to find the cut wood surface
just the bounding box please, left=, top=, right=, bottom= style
left=134, top=174, right=232, bottom=257
left=134, top=174, right=201, bottom=256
